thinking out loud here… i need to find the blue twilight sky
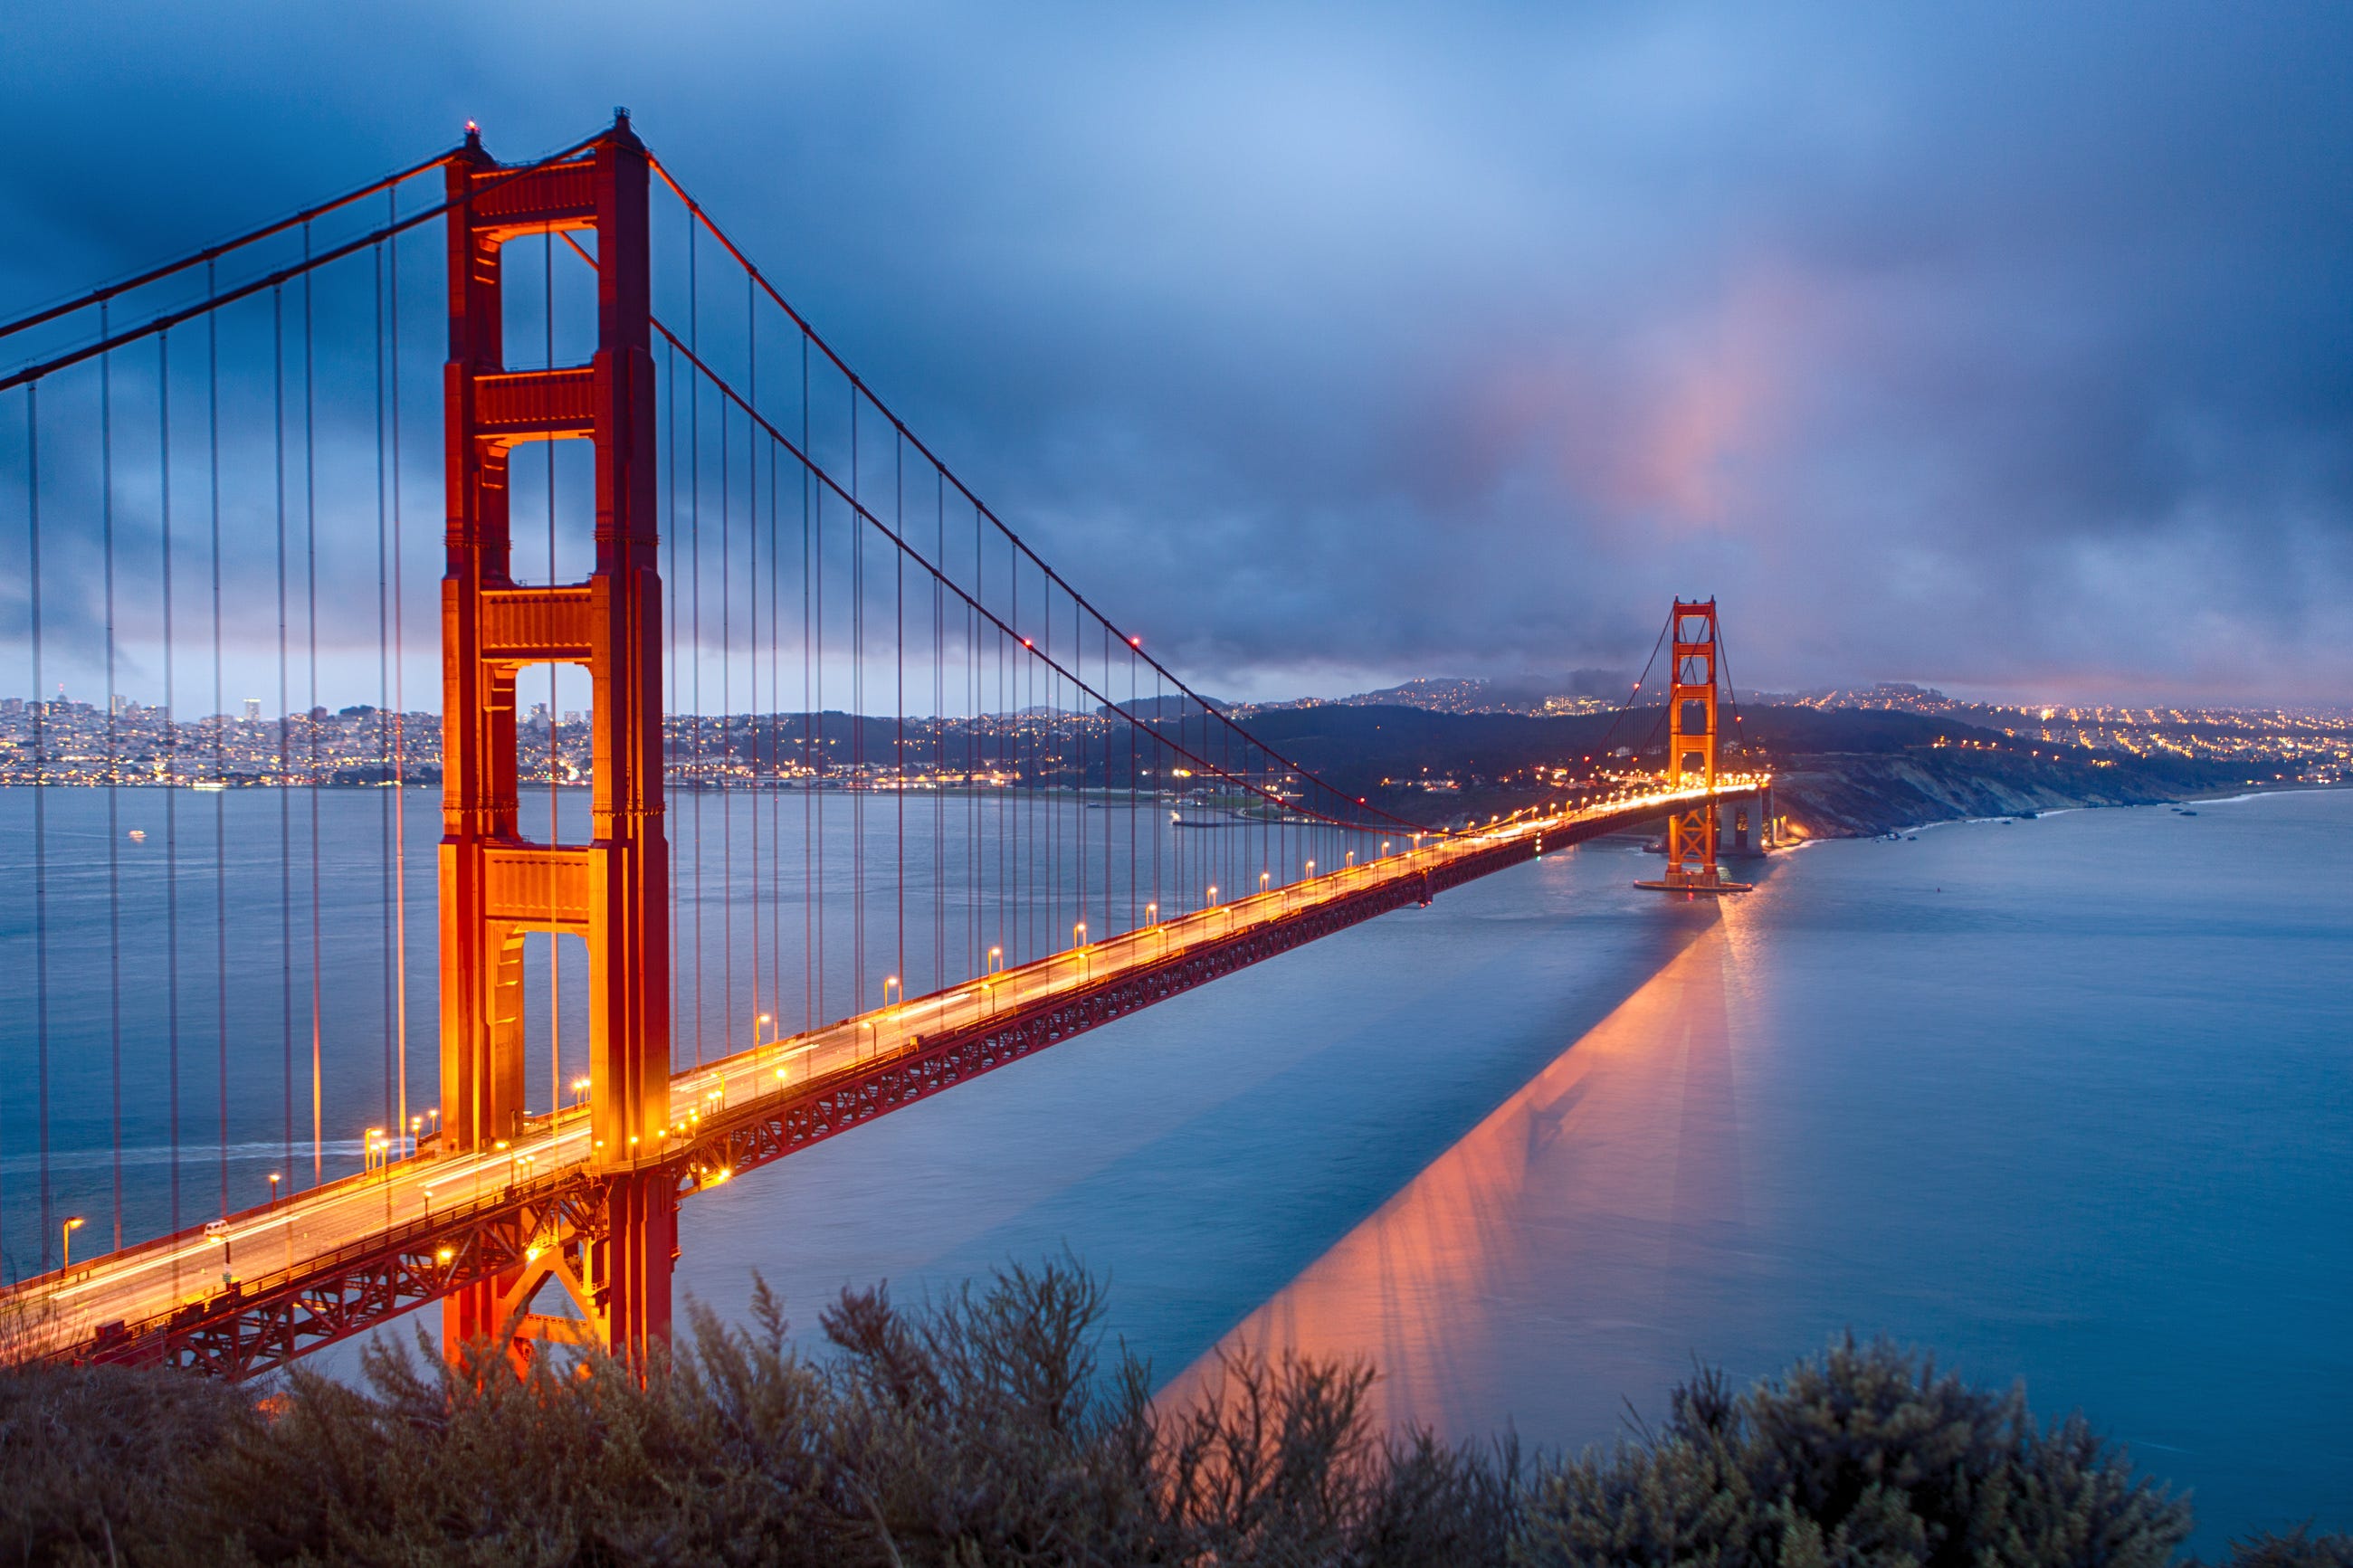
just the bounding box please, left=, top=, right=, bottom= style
left=3, top=2, right=2349, bottom=706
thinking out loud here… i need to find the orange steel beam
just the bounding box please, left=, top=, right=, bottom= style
left=438, top=112, right=672, bottom=1372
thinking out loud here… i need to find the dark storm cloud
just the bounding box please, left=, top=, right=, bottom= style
left=5, top=1, right=2348, bottom=702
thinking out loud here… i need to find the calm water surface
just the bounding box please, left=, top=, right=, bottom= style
left=5, top=786, right=2346, bottom=1550
left=681, top=790, right=2351, bottom=1554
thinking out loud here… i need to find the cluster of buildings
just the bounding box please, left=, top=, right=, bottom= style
left=0, top=692, right=1234, bottom=792
left=1773, top=684, right=2353, bottom=784
left=0, top=694, right=440, bottom=786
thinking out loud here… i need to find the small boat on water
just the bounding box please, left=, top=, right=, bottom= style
left=127, top=829, right=146, bottom=842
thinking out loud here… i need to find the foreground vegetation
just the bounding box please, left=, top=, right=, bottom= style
left=1, top=1261, right=2342, bottom=1566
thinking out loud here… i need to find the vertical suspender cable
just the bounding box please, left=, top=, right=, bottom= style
left=895, top=432, right=904, bottom=996
left=375, top=241, right=393, bottom=1144
left=812, top=405, right=824, bottom=1026
left=388, top=195, right=409, bottom=1160
left=1014, top=563, right=1024, bottom=962
left=770, top=397, right=785, bottom=1034
left=970, top=498, right=981, bottom=978
left=1103, top=622, right=1111, bottom=937
left=1132, top=641, right=1141, bottom=930
left=101, top=304, right=124, bottom=1250
left=934, top=469, right=944, bottom=991
left=861, top=394, right=870, bottom=1020
left=748, top=276, right=761, bottom=1049
left=803, top=333, right=815, bottom=1034
left=1153, top=661, right=1162, bottom=926
left=546, top=227, right=561, bottom=1111
left=721, top=375, right=732, bottom=1060
left=27, top=386, right=51, bottom=1270
left=303, top=229, right=321, bottom=1183
left=690, top=226, right=703, bottom=1068
left=208, top=261, right=227, bottom=1221
left=666, top=339, right=680, bottom=1068
left=275, top=282, right=293, bottom=1185
left=160, top=337, right=182, bottom=1252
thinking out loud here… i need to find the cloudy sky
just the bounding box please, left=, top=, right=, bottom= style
left=5, top=2, right=2349, bottom=704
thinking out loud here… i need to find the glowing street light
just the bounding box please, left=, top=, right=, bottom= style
left=61, top=1215, right=85, bottom=1270
left=1207, top=884, right=1218, bottom=907
left=266, top=1172, right=281, bottom=1206
left=883, top=974, right=902, bottom=1011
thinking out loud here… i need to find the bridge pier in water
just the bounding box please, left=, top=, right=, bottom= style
left=439, top=113, right=675, bottom=1370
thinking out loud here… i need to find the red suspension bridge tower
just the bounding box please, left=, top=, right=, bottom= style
left=438, top=114, right=674, bottom=1365
left=1637, top=598, right=1753, bottom=895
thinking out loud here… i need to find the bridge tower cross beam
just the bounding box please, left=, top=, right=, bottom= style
left=438, top=112, right=673, bottom=1370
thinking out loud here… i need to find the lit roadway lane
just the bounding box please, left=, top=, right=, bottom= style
left=2, top=781, right=1757, bottom=1358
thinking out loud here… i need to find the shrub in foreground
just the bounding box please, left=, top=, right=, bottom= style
left=0, top=1261, right=2340, bottom=1566
left=1517, top=1337, right=2191, bottom=1566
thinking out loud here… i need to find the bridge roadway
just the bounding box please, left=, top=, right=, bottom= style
left=3, top=779, right=1763, bottom=1374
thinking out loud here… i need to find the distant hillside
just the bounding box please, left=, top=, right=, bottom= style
left=1245, top=670, right=1630, bottom=717
left=1236, top=703, right=2248, bottom=837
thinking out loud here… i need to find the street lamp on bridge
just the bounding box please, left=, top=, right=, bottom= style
left=61, top=1215, right=84, bottom=1271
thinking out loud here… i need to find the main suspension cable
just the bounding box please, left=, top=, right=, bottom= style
left=642, top=157, right=1434, bottom=837
left=655, top=327, right=1412, bottom=834
left=1, top=133, right=605, bottom=394
left=0, top=147, right=455, bottom=346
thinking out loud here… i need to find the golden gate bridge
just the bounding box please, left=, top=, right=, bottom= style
left=0, top=113, right=1766, bottom=1376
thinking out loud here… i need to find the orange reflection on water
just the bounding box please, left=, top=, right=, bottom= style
left=1161, top=909, right=1753, bottom=1440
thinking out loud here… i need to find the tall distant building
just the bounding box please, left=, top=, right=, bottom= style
left=243, top=698, right=262, bottom=721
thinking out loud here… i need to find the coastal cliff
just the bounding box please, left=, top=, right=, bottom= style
left=1768, top=749, right=2234, bottom=839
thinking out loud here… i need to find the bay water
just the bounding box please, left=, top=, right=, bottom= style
left=4, top=784, right=2346, bottom=1551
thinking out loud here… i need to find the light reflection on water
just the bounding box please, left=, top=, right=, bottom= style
left=1158, top=911, right=1755, bottom=1440
left=1153, top=794, right=2352, bottom=1554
